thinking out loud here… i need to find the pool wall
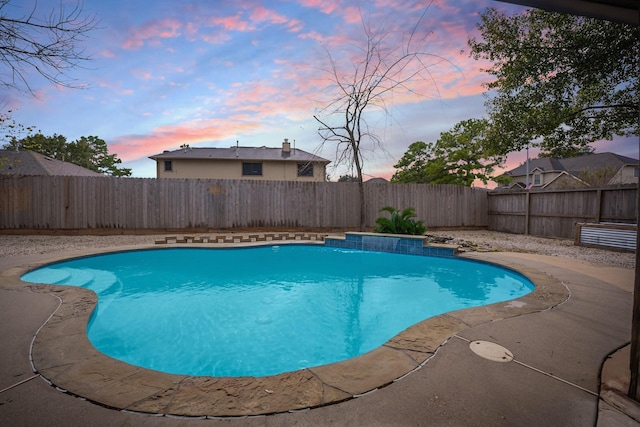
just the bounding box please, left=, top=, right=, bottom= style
left=324, top=232, right=458, bottom=257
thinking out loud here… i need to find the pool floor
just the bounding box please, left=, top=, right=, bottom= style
left=22, top=245, right=533, bottom=378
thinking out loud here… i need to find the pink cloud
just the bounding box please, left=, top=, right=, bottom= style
left=342, top=6, right=362, bottom=24
left=130, top=69, right=154, bottom=81
left=297, top=0, right=340, bottom=15
left=439, top=20, right=468, bottom=42
left=110, top=119, right=262, bottom=161
left=226, top=81, right=280, bottom=103
left=286, top=19, right=304, bottom=33
left=90, top=77, right=141, bottom=99
left=206, top=6, right=304, bottom=35
left=298, top=30, right=325, bottom=43
left=100, top=49, right=116, bottom=59
left=298, top=30, right=351, bottom=49
left=428, top=0, right=462, bottom=15
left=185, top=22, right=199, bottom=36
left=122, top=18, right=182, bottom=50
left=131, top=69, right=168, bottom=80
left=122, top=39, right=142, bottom=50
left=210, top=14, right=251, bottom=31
left=250, top=6, right=287, bottom=25
left=165, top=71, right=317, bottom=128
left=371, top=0, right=424, bottom=11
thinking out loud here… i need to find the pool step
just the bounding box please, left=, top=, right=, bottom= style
left=155, top=233, right=328, bottom=245
left=25, top=267, right=100, bottom=287
left=56, top=268, right=95, bottom=287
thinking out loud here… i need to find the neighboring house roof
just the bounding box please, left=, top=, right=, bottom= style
left=504, top=152, right=637, bottom=178
left=365, top=177, right=388, bottom=184
left=560, top=152, right=637, bottom=176
left=0, top=150, right=102, bottom=176
left=149, top=146, right=331, bottom=164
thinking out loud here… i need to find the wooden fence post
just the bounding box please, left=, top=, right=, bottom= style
left=64, top=176, right=70, bottom=229
left=524, top=191, right=530, bottom=235
left=595, top=189, right=602, bottom=223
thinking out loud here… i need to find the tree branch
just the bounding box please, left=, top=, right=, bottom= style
left=0, top=0, right=98, bottom=94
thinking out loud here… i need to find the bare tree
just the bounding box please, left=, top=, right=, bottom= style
left=0, top=0, right=98, bottom=94
left=314, top=8, right=448, bottom=231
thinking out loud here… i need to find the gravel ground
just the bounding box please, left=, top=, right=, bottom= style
left=0, top=230, right=634, bottom=269
left=426, top=230, right=635, bottom=269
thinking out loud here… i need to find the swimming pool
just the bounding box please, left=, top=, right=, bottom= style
left=22, top=245, right=534, bottom=377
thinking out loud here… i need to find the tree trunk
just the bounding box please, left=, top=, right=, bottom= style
left=357, top=179, right=366, bottom=231
left=353, top=143, right=366, bottom=231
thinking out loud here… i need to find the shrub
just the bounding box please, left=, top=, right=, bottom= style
left=373, top=206, right=426, bottom=235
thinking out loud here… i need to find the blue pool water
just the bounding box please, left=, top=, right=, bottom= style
left=22, top=245, right=534, bottom=377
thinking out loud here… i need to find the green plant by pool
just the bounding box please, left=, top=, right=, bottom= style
left=374, top=206, right=426, bottom=235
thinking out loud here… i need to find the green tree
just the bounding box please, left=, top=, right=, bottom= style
left=468, top=8, right=638, bottom=157
left=337, top=174, right=359, bottom=182
left=5, top=133, right=131, bottom=176
left=390, top=141, right=432, bottom=184
left=0, top=110, right=35, bottom=143
left=6, top=132, right=67, bottom=158
left=391, top=119, right=502, bottom=186
left=538, top=144, right=595, bottom=159
left=70, top=136, right=131, bottom=177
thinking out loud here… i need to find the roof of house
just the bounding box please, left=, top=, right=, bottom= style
left=365, top=177, right=389, bottom=184
left=0, top=150, right=103, bottom=176
left=505, top=152, right=638, bottom=177
left=149, top=146, right=331, bottom=164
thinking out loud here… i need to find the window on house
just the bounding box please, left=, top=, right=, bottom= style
left=242, top=162, right=262, bottom=176
left=164, top=160, right=173, bottom=172
left=533, top=173, right=541, bottom=186
left=635, top=167, right=639, bottom=178
left=297, top=162, right=314, bottom=177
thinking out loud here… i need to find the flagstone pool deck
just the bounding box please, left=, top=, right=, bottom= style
left=0, top=240, right=637, bottom=425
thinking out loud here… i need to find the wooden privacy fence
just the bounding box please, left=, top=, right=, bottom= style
left=0, top=175, right=489, bottom=230
left=3, top=175, right=635, bottom=238
left=488, top=186, right=637, bottom=239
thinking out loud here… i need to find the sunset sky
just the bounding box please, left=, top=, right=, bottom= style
left=3, top=0, right=637, bottom=184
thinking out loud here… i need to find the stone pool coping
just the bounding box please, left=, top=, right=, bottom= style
left=0, top=242, right=569, bottom=417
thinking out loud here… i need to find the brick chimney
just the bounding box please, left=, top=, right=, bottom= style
left=282, top=138, right=291, bottom=153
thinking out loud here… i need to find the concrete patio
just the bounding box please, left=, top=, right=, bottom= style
left=0, top=243, right=637, bottom=426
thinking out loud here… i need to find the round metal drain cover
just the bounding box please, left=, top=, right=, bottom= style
left=469, top=340, right=514, bottom=362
